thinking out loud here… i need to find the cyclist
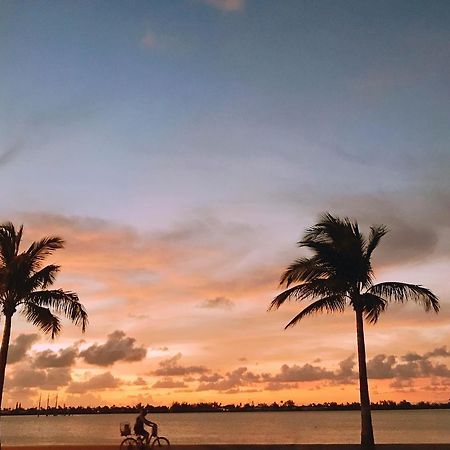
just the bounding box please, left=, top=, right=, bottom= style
left=134, top=409, right=157, bottom=444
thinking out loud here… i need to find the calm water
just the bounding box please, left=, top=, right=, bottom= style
left=1, top=410, right=449, bottom=445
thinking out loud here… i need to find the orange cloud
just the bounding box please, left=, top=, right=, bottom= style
left=200, top=0, right=245, bottom=13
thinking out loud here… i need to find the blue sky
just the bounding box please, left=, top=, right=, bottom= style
left=1, top=0, right=450, bottom=406
left=2, top=0, right=449, bottom=227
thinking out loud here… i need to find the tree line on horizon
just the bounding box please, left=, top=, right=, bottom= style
left=0, top=214, right=441, bottom=450
left=3, top=399, right=450, bottom=416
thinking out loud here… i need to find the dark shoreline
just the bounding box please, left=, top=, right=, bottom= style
left=2, top=407, right=450, bottom=417
left=3, top=399, right=449, bottom=416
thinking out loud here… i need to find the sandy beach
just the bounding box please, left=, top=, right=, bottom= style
left=3, top=445, right=450, bottom=450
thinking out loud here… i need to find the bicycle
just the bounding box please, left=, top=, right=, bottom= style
left=120, top=422, right=170, bottom=448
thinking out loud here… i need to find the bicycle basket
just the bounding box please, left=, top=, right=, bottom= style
left=120, top=422, right=132, bottom=436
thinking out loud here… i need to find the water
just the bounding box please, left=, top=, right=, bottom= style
left=1, top=410, right=449, bottom=445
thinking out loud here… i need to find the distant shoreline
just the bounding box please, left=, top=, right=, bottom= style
left=2, top=407, right=450, bottom=417
left=2, top=403, right=449, bottom=416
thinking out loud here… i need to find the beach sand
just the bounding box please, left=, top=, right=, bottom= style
left=3, top=445, right=450, bottom=450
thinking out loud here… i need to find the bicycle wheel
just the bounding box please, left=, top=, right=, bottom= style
left=120, top=437, right=140, bottom=450
left=151, top=436, right=170, bottom=447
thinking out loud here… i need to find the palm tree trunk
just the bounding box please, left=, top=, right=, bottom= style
left=0, top=313, right=12, bottom=410
left=0, top=313, right=13, bottom=450
left=355, top=308, right=375, bottom=448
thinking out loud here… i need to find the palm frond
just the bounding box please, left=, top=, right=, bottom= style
left=26, top=264, right=60, bottom=291
left=2, top=253, right=34, bottom=298
left=279, top=256, right=329, bottom=287
left=369, top=282, right=439, bottom=313
left=285, top=295, right=347, bottom=329
left=365, top=225, right=388, bottom=260
left=21, top=302, right=61, bottom=338
left=301, top=213, right=344, bottom=243
left=26, top=289, right=88, bottom=331
left=270, top=278, right=348, bottom=310
left=0, top=222, right=23, bottom=263
left=0, top=224, right=88, bottom=338
left=301, top=213, right=363, bottom=249
left=270, top=284, right=312, bottom=310
left=270, top=214, right=439, bottom=334
left=297, top=214, right=371, bottom=286
left=26, top=236, right=65, bottom=270
left=299, top=240, right=340, bottom=263
left=359, top=292, right=387, bottom=324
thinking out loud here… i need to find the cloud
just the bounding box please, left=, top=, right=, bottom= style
left=376, top=222, right=439, bottom=268
left=395, top=359, right=450, bottom=379
left=367, top=354, right=397, bottom=379
left=401, top=352, right=423, bottom=362
left=198, top=373, right=222, bottom=383
left=264, top=363, right=335, bottom=383
left=334, top=355, right=357, bottom=383
left=425, top=346, right=450, bottom=358
left=66, top=372, right=121, bottom=394
left=152, top=378, right=187, bottom=389
left=7, top=334, right=39, bottom=364
left=192, top=350, right=435, bottom=391
left=22, top=211, right=268, bottom=306
left=4, top=387, right=39, bottom=407
left=153, top=353, right=208, bottom=376
left=261, top=356, right=357, bottom=385
left=80, top=331, right=147, bottom=366
left=43, top=368, right=73, bottom=390
left=367, top=347, right=450, bottom=380
left=200, top=0, right=245, bottom=12
left=422, top=378, right=450, bottom=392
left=271, top=189, right=447, bottom=271
left=131, top=377, right=147, bottom=386
left=198, top=296, right=234, bottom=310
left=157, top=214, right=254, bottom=251
left=315, top=198, right=439, bottom=268
left=317, top=190, right=450, bottom=269
left=197, top=367, right=260, bottom=391
left=6, top=366, right=72, bottom=390
left=141, top=32, right=157, bottom=49
left=389, top=378, right=415, bottom=390
left=265, top=382, right=298, bottom=391
left=34, top=345, right=79, bottom=368
left=129, top=313, right=150, bottom=320
left=0, top=141, right=23, bottom=167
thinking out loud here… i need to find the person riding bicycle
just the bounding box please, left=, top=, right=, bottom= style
left=134, top=409, right=157, bottom=444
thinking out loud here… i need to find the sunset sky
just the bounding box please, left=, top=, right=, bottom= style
left=1, top=0, right=450, bottom=408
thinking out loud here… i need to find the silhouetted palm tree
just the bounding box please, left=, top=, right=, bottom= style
left=0, top=223, right=88, bottom=410
left=269, top=213, right=439, bottom=448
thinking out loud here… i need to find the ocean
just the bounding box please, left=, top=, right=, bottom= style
left=1, top=410, right=449, bottom=445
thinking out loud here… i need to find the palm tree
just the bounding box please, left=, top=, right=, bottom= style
left=269, top=213, right=439, bottom=448
left=0, top=222, right=88, bottom=410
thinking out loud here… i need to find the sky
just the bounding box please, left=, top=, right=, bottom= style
left=1, top=0, right=450, bottom=408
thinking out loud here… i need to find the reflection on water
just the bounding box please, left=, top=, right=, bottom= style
left=1, top=410, right=449, bottom=445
